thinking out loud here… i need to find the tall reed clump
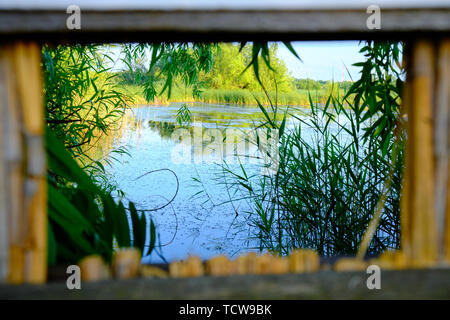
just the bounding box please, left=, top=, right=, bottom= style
left=208, top=41, right=405, bottom=257
left=121, top=84, right=335, bottom=107
left=43, top=45, right=132, bottom=193
left=198, top=89, right=313, bottom=106
left=43, top=45, right=158, bottom=265
left=216, top=94, right=403, bottom=257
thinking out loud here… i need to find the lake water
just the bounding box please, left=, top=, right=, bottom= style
left=102, top=103, right=314, bottom=263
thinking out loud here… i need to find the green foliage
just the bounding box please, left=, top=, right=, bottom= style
left=198, top=89, right=309, bottom=106
left=117, top=49, right=153, bottom=85
left=294, top=78, right=323, bottom=90
left=44, top=40, right=403, bottom=263
left=117, top=42, right=351, bottom=107
left=345, top=41, right=404, bottom=143
left=43, top=44, right=161, bottom=265
left=200, top=43, right=294, bottom=93
left=200, top=41, right=405, bottom=257
left=199, top=43, right=253, bottom=90
left=120, top=84, right=337, bottom=107
left=42, top=44, right=131, bottom=193
left=294, top=78, right=353, bottom=92
left=213, top=92, right=403, bottom=256
left=46, top=129, right=156, bottom=265
left=176, top=103, right=192, bottom=126
left=43, top=45, right=129, bottom=156
left=121, top=43, right=216, bottom=102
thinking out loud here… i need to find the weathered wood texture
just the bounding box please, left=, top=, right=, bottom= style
left=0, top=4, right=448, bottom=286
left=401, top=38, right=450, bottom=266
left=0, top=8, right=449, bottom=43
left=0, top=46, right=9, bottom=284
left=0, top=43, right=47, bottom=284
left=411, top=40, right=437, bottom=265
left=1, top=269, right=450, bottom=299
left=434, top=40, right=450, bottom=261
left=0, top=46, right=24, bottom=283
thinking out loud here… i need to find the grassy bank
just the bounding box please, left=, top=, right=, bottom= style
left=119, top=84, right=343, bottom=107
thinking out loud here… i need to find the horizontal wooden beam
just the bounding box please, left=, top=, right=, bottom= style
left=2, top=1, right=450, bottom=11
left=1, top=269, right=450, bottom=299
left=0, top=7, right=449, bottom=43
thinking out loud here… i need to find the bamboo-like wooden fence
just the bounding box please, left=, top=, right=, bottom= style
left=0, top=43, right=47, bottom=284
left=0, top=2, right=448, bottom=285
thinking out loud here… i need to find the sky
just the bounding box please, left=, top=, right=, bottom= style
left=278, top=41, right=365, bottom=81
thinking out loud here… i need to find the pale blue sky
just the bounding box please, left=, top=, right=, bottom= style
left=278, top=41, right=365, bottom=81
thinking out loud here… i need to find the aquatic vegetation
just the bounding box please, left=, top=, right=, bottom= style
left=46, top=129, right=156, bottom=265
left=201, top=41, right=405, bottom=257
left=42, top=39, right=404, bottom=265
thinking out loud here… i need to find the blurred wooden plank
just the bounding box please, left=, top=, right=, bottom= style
left=0, top=50, right=9, bottom=283
left=12, top=43, right=44, bottom=135
left=11, top=42, right=47, bottom=284
left=434, top=40, right=449, bottom=262
left=434, top=40, right=450, bottom=262
left=0, top=7, right=449, bottom=43
left=409, top=40, right=438, bottom=267
left=0, top=46, right=26, bottom=284
left=0, top=43, right=47, bottom=285
left=1, top=269, right=450, bottom=299
left=400, top=47, right=413, bottom=261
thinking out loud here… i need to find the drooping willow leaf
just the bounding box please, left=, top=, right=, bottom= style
left=46, top=129, right=156, bottom=264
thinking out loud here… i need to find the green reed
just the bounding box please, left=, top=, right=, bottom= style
left=210, top=91, right=404, bottom=257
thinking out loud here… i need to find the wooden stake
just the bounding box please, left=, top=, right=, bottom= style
left=409, top=40, right=438, bottom=267
left=0, top=42, right=47, bottom=284
left=79, top=255, right=111, bottom=282
left=140, top=265, right=169, bottom=278
left=253, top=254, right=272, bottom=275
left=185, top=256, right=204, bottom=277
left=0, top=46, right=25, bottom=284
left=111, top=248, right=141, bottom=279
left=169, top=261, right=186, bottom=278
left=206, top=255, right=231, bottom=276
left=0, top=47, right=9, bottom=283
left=334, top=258, right=368, bottom=272
left=289, top=250, right=305, bottom=273
left=433, top=39, right=450, bottom=263
left=12, top=42, right=47, bottom=284
left=268, top=255, right=290, bottom=274
left=230, top=255, right=249, bottom=275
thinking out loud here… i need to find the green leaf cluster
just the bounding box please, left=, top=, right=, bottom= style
left=47, top=129, right=156, bottom=265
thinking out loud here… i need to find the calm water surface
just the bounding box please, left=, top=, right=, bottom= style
left=103, top=103, right=316, bottom=263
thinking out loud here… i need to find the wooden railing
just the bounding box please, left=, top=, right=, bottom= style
left=0, top=2, right=449, bottom=285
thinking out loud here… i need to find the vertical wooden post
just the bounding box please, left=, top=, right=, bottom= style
left=0, top=47, right=10, bottom=283
left=434, top=39, right=450, bottom=262
left=0, top=45, right=25, bottom=283
left=411, top=40, right=438, bottom=266
left=400, top=49, right=413, bottom=262
left=14, top=42, right=47, bottom=283
left=0, top=42, right=47, bottom=284
left=402, top=38, right=449, bottom=267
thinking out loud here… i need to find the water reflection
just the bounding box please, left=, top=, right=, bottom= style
left=99, top=103, right=309, bottom=263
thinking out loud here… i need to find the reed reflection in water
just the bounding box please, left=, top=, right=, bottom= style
left=94, top=103, right=310, bottom=263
